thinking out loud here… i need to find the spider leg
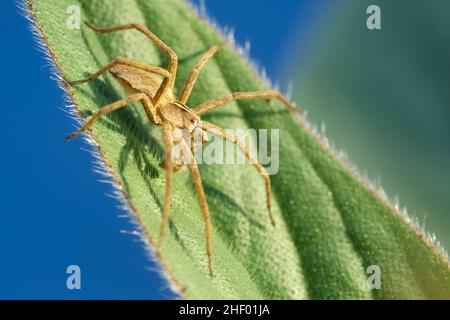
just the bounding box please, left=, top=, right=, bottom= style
left=201, top=121, right=275, bottom=226
left=65, top=93, right=152, bottom=141
left=68, top=56, right=170, bottom=85
left=179, top=45, right=221, bottom=104
left=158, top=128, right=214, bottom=276
left=183, top=144, right=214, bottom=276
left=158, top=123, right=174, bottom=253
left=193, top=90, right=298, bottom=115
left=84, top=22, right=178, bottom=91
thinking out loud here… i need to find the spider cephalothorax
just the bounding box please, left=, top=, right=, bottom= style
left=66, top=22, right=297, bottom=276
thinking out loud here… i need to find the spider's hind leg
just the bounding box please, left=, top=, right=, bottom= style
left=158, top=123, right=175, bottom=252
left=158, top=125, right=214, bottom=276
left=183, top=143, right=214, bottom=276
left=201, top=121, right=275, bottom=226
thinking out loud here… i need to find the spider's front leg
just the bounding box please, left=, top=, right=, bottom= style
left=84, top=22, right=178, bottom=89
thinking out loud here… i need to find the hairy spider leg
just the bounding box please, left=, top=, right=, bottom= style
left=179, top=45, right=221, bottom=104
left=84, top=22, right=178, bottom=106
left=185, top=143, right=214, bottom=276
left=194, top=90, right=296, bottom=115
left=190, top=90, right=299, bottom=225
left=158, top=125, right=214, bottom=276
left=158, top=123, right=175, bottom=255
left=201, top=121, right=275, bottom=226
left=65, top=93, right=153, bottom=141
left=68, top=56, right=170, bottom=85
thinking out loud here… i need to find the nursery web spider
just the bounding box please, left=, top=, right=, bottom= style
left=66, top=22, right=296, bottom=276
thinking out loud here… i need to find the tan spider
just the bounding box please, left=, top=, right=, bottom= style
left=66, top=22, right=296, bottom=276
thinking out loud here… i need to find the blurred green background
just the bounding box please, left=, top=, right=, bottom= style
left=288, top=0, right=450, bottom=250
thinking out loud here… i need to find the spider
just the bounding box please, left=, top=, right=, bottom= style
left=66, top=22, right=297, bottom=276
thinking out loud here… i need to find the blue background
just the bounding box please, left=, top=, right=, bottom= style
left=0, top=0, right=324, bottom=299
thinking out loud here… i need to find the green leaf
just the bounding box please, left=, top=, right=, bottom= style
left=25, top=0, right=450, bottom=299
left=290, top=0, right=450, bottom=253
